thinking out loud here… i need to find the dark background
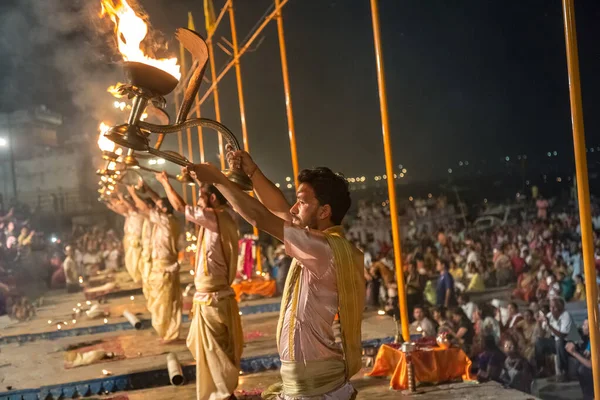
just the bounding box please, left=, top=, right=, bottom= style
left=1, top=0, right=599, bottom=186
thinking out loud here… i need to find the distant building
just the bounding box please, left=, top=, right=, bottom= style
left=0, top=106, right=100, bottom=217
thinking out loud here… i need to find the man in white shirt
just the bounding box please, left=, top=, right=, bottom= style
left=534, top=297, right=580, bottom=381
left=457, top=293, right=477, bottom=323
left=410, top=305, right=436, bottom=338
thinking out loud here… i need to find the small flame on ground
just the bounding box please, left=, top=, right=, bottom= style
left=377, top=310, right=386, bottom=316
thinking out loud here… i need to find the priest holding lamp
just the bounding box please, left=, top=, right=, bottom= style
left=188, top=151, right=364, bottom=400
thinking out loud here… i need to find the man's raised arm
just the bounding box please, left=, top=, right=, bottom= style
left=228, top=150, right=292, bottom=221
left=126, top=184, right=156, bottom=216
left=190, top=163, right=284, bottom=241
left=155, top=171, right=186, bottom=213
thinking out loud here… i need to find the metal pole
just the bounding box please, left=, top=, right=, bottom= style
left=207, top=38, right=226, bottom=170
left=228, top=3, right=249, bottom=155
left=561, top=0, right=600, bottom=395
left=180, top=32, right=196, bottom=206
left=187, top=12, right=205, bottom=165
left=194, top=97, right=205, bottom=164
left=173, top=94, right=187, bottom=201
left=274, top=0, right=299, bottom=189
left=195, top=0, right=291, bottom=108
left=369, top=0, right=410, bottom=341
left=229, top=1, right=261, bottom=268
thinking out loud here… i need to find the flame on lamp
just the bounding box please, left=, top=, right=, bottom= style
left=107, top=83, right=124, bottom=97
left=98, top=122, right=115, bottom=152
left=100, top=0, right=181, bottom=80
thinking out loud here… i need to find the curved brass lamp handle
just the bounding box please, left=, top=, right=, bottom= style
left=139, top=118, right=242, bottom=152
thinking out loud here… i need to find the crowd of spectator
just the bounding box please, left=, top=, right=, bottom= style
left=354, top=194, right=599, bottom=399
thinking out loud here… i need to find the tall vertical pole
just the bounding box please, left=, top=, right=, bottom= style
left=274, top=0, right=299, bottom=188
left=173, top=94, right=187, bottom=201
left=561, top=0, right=600, bottom=395
left=369, top=0, right=409, bottom=341
left=207, top=36, right=226, bottom=170
left=195, top=98, right=205, bottom=163
left=229, top=1, right=260, bottom=269
left=180, top=33, right=196, bottom=205
left=187, top=12, right=205, bottom=165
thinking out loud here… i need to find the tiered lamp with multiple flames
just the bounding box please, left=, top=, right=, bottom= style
left=97, top=0, right=251, bottom=201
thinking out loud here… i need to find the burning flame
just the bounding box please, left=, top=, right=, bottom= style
left=107, top=83, right=124, bottom=97
left=100, top=0, right=181, bottom=80
left=98, top=122, right=115, bottom=152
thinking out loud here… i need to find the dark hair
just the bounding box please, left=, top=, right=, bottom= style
left=438, top=259, right=450, bottom=270
left=202, top=184, right=227, bottom=206
left=297, top=167, right=351, bottom=225
left=143, top=197, right=155, bottom=208
left=432, top=305, right=446, bottom=317
left=458, top=292, right=470, bottom=302
left=160, top=197, right=174, bottom=215
left=509, top=302, right=518, bottom=311
left=449, top=306, right=468, bottom=321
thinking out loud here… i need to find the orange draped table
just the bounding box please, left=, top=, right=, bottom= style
left=367, top=344, right=473, bottom=390
left=232, top=279, right=276, bottom=301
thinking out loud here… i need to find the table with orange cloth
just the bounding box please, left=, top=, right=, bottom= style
left=232, top=279, right=276, bottom=301
left=367, top=344, right=473, bottom=390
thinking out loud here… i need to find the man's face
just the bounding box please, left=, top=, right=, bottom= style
left=290, top=183, right=321, bottom=229
left=550, top=301, right=562, bottom=319
left=582, top=319, right=589, bottom=336
left=435, top=260, right=443, bottom=272
left=508, top=304, right=517, bottom=316
left=155, top=199, right=167, bottom=214
left=197, top=187, right=211, bottom=209
left=413, top=307, right=424, bottom=321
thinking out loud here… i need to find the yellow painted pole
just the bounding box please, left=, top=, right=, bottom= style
left=180, top=29, right=196, bottom=206
left=561, top=0, right=600, bottom=395
left=369, top=0, right=409, bottom=341
left=187, top=12, right=205, bottom=165
left=274, top=0, right=299, bottom=189
left=228, top=3, right=249, bottom=154
left=228, top=2, right=261, bottom=269
left=194, top=0, right=291, bottom=108
left=173, top=92, right=187, bottom=202
left=207, top=37, right=226, bottom=170
left=195, top=98, right=205, bottom=163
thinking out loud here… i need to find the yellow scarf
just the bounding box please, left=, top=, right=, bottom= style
left=275, top=225, right=365, bottom=378
left=195, top=206, right=239, bottom=289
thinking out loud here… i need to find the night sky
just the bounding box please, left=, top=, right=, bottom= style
left=1, top=0, right=599, bottom=185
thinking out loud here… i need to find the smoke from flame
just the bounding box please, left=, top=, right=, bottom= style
left=99, top=0, right=181, bottom=80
